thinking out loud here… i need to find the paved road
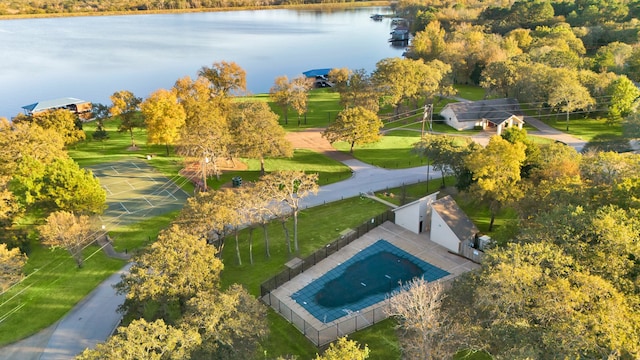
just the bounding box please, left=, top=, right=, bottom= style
left=302, top=159, right=440, bottom=209
left=0, top=264, right=131, bottom=360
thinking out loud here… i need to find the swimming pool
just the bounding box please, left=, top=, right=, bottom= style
left=291, top=239, right=450, bottom=323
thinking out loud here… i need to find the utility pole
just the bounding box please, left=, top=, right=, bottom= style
left=421, top=104, right=433, bottom=138
left=428, top=103, right=433, bottom=133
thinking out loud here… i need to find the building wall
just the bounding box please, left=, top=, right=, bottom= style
left=393, top=193, right=439, bottom=234
left=430, top=209, right=460, bottom=253
left=441, top=107, right=477, bottom=131
left=394, top=202, right=421, bottom=234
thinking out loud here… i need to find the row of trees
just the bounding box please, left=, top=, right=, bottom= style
left=105, top=61, right=296, bottom=189
left=177, top=170, right=318, bottom=263
left=0, top=0, right=358, bottom=16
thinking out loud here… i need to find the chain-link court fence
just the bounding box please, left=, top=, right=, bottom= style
left=260, top=210, right=395, bottom=347
left=262, top=291, right=389, bottom=347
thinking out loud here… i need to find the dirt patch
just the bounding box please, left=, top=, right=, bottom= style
left=179, top=129, right=350, bottom=187
left=285, top=128, right=353, bottom=162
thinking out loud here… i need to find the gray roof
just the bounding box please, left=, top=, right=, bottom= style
left=442, top=98, right=523, bottom=125
left=431, top=195, right=478, bottom=242
left=22, top=97, right=89, bottom=113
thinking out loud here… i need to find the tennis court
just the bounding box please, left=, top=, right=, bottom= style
left=89, top=160, right=190, bottom=227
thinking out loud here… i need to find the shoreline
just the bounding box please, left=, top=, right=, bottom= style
left=0, top=1, right=391, bottom=20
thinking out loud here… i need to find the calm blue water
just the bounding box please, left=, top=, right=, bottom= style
left=0, top=8, right=405, bottom=118
left=291, top=239, right=449, bottom=323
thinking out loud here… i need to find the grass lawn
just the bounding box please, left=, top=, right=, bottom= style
left=454, top=84, right=486, bottom=101
left=0, top=241, right=126, bottom=345
left=332, top=130, right=427, bottom=169
left=250, top=89, right=342, bottom=131
left=375, top=177, right=457, bottom=206
left=541, top=115, right=622, bottom=142
left=208, top=149, right=352, bottom=189
left=218, top=196, right=400, bottom=359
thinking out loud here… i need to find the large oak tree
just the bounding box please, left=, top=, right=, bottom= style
left=322, top=106, right=383, bottom=154
left=141, top=88, right=186, bottom=155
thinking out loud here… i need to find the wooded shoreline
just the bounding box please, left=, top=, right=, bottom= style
left=0, top=1, right=390, bottom=20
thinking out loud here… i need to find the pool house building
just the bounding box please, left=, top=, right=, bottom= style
left=261, top=205, right=480, bottom=347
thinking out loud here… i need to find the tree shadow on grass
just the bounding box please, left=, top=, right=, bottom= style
left=582, top=134, right=631, bottom=153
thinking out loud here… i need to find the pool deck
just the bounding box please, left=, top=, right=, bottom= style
left=268, top=221, right=480, bottom=331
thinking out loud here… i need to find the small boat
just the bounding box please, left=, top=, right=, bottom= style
left=370, top=14, right=383, bottom=21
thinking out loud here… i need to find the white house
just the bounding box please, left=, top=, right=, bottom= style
left=440, top=98, right=524, bottom=135
left=429, top=195, right=479, bottom=254
left=391, top=193, right=439, bottom=234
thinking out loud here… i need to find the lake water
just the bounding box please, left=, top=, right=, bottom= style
left=0, top=7, right=405, bottom=118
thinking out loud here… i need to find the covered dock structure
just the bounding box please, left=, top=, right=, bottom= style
left=302, top=68, right=334, bottom=88
left=22, top=97, right=92, bottom=117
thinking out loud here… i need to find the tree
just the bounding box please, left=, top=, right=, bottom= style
left=91, top=103, right=111, bottom=121
left=627, top=46, right=640, bottom=82
left=413, top=134, right=458, bottom=188
left=254, top=178, right=290, bottom=256
left=0, top=180, right=21, bottom=229
left=465, top=136, right=526, bottom=231
left=181, top=285, right=269, bottom=359
left=211, top=188, right=245, bottom=265
left=606, top=75, right=640, bottom=125
left=480, top=60, right=518, bottom=98
left=387, top=279, right=458, bottom=359
left=471, top=241, right=640, bottom=358
left=13, top=109, right=85, bottom=145
left=110, top=90, right=143, bottom=147
left=0, top=243, right=27, bottom=292
left=373, top=57, right=450, bottom=112
left=269, top=75, right=313, bottom=125
left=593, top=41, right=633, bottom=73
left=76, top=318, right=200, bottom=360
left=10, top=156, right=106, bottom=214
left=0, top=119, right=66, bottom=178
left=174, top=76, right=232, bottom=187
left=501, top=127, right=542, bottom=178
left=141, top=88, right=186, bottom=155
left=322, top=106, right=383, bottom=154
left=260, top=171, right=318, bottom=254
left=38, top=211, right=92, bottom=268
left=92, top=119, right=109, bottom=142
left=315, top=336, right=370, bottom=360
left=407, top=21, right=446, bottom=61
left=329, top=68, right=380, bottom=113
left=290, top=75, right=314, bottom=126
left=198, top=60, right=247, bottom=97
left=229, top=101, right=292, bottom=175
left=116, top=224, right=222, bottom=319
left=547, top=68, right=595, bottom=131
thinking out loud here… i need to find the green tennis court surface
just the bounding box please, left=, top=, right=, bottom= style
left=89, top=160, right=190, bottom=228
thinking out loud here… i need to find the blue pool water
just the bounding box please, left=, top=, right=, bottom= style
left=291, top=239, right=449, bottom=323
